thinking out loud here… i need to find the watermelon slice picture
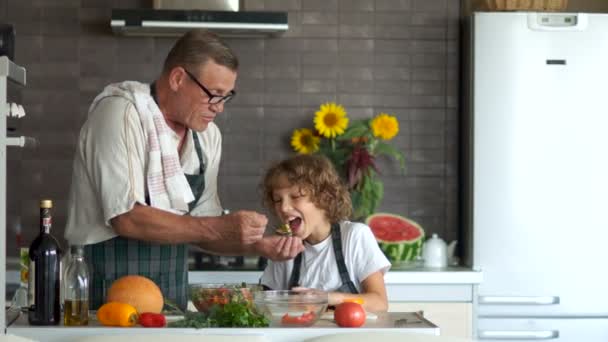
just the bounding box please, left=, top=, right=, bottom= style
left=366, top=213, right=425, bottom=264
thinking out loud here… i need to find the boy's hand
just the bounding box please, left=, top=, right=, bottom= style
left=255, top=235, right=304, bottom=261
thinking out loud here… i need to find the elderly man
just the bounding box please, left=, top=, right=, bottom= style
left=64, top=29, right=304, bottom=310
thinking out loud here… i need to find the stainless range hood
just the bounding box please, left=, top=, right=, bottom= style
left=111, top=9, right=288, bottom=38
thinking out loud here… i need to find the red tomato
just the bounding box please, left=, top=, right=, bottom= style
left=334, top=302, right=366, bottom=327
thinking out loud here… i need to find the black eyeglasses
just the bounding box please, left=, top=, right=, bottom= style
left=184, top=69, right=236, bottom=104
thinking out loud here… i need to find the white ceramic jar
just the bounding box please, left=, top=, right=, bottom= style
left=422, top=233, right=448, bottom=268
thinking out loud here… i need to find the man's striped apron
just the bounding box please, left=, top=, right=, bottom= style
left=85, top=132, right=206, bottom=310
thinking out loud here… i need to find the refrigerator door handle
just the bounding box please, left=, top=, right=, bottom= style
left=478, top=296, right=560, bottom=305
left=478, top=330, right=559, bottom=340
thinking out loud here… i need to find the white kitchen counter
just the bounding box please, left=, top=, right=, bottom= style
left=7, top=311, right=438, bottom=342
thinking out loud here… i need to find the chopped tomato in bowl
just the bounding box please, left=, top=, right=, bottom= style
left=280, top=311, right=318, bottom=326
left=254, top=290, right=328, bottom=327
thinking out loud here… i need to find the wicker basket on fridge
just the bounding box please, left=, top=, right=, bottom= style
left=485, top=0, right=568, bottom=11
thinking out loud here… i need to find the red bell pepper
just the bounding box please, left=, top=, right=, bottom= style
left=139, top=312, right=166, bottom=328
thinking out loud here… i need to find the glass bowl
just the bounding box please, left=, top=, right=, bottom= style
left=253, top=290, right=328, bottom=327
left=189, top=283, right=262, bottom=313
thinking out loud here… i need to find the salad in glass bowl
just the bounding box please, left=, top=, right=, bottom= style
left=189, top=283, right=262, bottom=314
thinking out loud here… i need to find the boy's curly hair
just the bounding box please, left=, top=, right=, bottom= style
left=261, top=154, right=352, bottom=223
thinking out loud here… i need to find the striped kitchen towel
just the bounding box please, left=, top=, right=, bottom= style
left=88, top=81, right=194, bottom=214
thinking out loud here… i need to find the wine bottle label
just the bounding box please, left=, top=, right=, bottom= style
left=42, top=217, right=51, bottom=232
left=28, top=261, right=35, bottom=307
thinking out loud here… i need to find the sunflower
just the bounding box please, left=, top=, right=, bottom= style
left=314, top=102, right=349, bottom=138
left=370, top=113, right=399, bottom=140
left=291, top=128, right=320, bottom=154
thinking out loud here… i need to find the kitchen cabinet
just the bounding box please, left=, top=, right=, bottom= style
left=383, top=268, right=480, bottom=339
left=388, top=302, right=472, bottom=338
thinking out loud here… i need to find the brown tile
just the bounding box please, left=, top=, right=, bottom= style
left=337, top=79, right=374, bottom=93
left=375, top=80, right=410, bottom=95
left=338, top=93, right=375, bottom=107
left=374, top=53, right=410, bottom=67
left=263, top=93, right=301, bottom=107
left=299, top=25, right=339, bottom=38
left=337, top=52, right=374, bottom=65
left=339, top=25, right=375, bottom=38
left=339, top=12, right=374, bottom=25
left=339, top=0, right=374, bottom=11
left=373, top=67, right=411, bottom=81
left=264, top=65, right=300, bottom=79
left=300, top=93, right=337, bottom=107
left=264, top=79, right=300, bottom=93
left=301, top=52, right=339, bottom=66
left=338, top=66, right=374, bottom=80
left=300, top=79, right=336, bottom=93
left=264, top=52, right=301, bottom=65
left=301, top=65, right=338, bottom=79
left=412, top=0, right=448, bottom=12
left=375, top=0, right=411, bottom=11
left=42, top=7, right=80, bottom=36
left=375, top=12, right=411, bottom=26
left=302, top=0, right=338, bottom=11
left=300, top=12, right=337, bottom=25
left=261, top=0, right=301, bottom=11
left=374, top=25, right=411, bottom=39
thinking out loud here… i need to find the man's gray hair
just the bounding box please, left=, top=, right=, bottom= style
left=163, top=29, right=239, bottom=73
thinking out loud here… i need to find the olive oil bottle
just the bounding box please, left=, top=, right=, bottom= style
left=63, top=245, right=90, bottom=326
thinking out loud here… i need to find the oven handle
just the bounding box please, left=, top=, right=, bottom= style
left=478, top=296, right=560, bottom=305
left=478, top=330, right=559, bottom=340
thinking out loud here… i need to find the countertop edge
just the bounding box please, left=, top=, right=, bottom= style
left=6, top=312, right=440, bottom=342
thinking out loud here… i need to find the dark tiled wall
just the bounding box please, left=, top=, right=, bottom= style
left=2, top=0, right=460, bottom=256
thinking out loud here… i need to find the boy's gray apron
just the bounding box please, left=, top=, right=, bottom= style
left=288, top=222, right=359, bottom=294
left=85, top=132, right=206, bottom=310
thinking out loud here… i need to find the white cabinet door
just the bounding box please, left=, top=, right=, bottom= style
left=389, top=302, right=472, bottom=338
left=478, top=318, right=608, bottom=341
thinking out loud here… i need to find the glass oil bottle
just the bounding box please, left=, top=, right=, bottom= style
left=63, top=245, right=89, bottom=326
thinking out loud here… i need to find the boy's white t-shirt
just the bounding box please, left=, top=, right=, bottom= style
left=260, top=221, right=391, bottom=292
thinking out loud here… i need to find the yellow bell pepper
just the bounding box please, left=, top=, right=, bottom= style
left=97, top=302, right=138, bottom=327
left=343, top=298, right=365, bottom=305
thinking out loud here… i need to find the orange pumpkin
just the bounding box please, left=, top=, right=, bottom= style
left=107, top=275, right=164, bottom=314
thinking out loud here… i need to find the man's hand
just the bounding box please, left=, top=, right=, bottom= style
left=205, top=210, right=267, bottom=245
left=255, top=235, right=305, bottom=261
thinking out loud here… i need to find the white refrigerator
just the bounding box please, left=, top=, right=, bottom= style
left=464, top=12, right=608, bottom=341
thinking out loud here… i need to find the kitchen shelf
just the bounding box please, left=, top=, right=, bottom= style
left=0, top=56, right=27, bottom=332
left=0, top=56, right=26, bottom=86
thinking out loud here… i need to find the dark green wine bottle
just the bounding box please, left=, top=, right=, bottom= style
left=28, top=199, right=62, bottom=325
